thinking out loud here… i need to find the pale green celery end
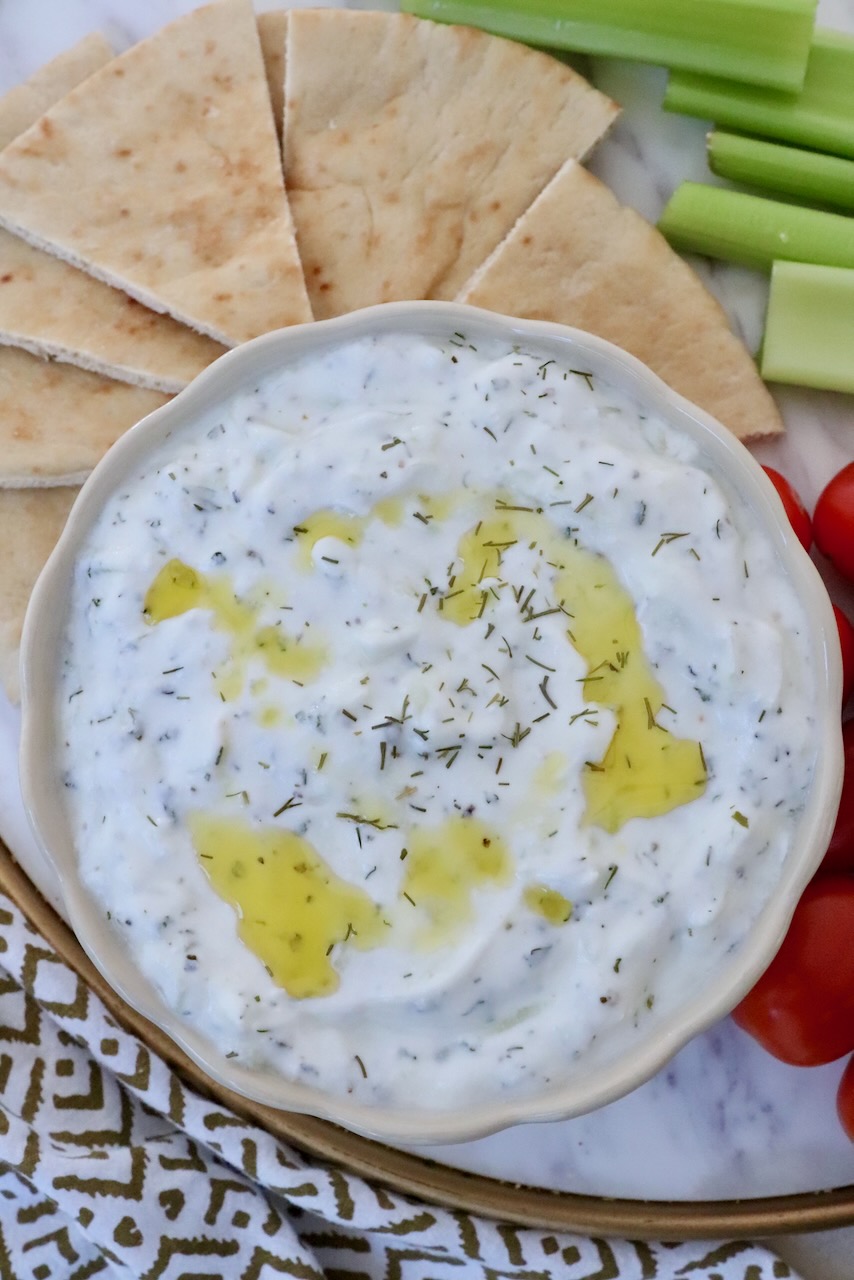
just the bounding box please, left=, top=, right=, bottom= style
left=707, top=132, right=854, bottom=211
left=402, top=0, right=814, bottom=91
left=657, top=183, right=854, bottom=272
left=665, top=28, right=854, bottom=158
left=761, top=260, right=854, bottom=392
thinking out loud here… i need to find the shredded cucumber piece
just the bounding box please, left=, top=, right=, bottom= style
left=708, top=132, right=854, bottom=212
left=658, top=183, right=854, bottom=272
left=666, top=29, right=854, bottom=159
left=761, top=260, right=854, bottom=393
left=402, top=0, right=816, bottom=91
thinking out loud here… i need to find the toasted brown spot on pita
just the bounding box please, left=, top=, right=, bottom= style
left=0, top=33, right=113, bottom=150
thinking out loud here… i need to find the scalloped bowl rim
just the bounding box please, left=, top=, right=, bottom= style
left=18, top=301, right=844, bottom=1145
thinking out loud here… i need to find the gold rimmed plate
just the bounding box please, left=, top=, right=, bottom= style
left=2, top=838, right=852, bottom=1241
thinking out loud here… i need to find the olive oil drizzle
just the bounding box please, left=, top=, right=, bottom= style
left=143, top=559, right=325, bottom=695
left=146, top=486, right=707, bottom=1001
left=439, top=501, right=707, bottom=834
left=189, top=814, right=387, bottom=999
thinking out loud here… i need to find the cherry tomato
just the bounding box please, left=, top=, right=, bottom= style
left=814, top=462, right=854, bottom=583
left=835, top=606, right=854, bottom=707
left=822, top=720, right=854, bottom=874
left=762, top=466, right=812, bottom=551
left=732, top=874, right=854, bottom=1066
left=837, top=1056, right=854, bottom=1142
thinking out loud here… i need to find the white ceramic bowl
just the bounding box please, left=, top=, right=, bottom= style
left=19, top=302, right=843, bottom=1144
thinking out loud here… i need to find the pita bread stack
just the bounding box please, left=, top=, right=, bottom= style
left=0, top=2, right=787, bottom=702
left=0, top=233, right=226, bottom=392
left=0, top=34, right=226, bottom=392
left=458, top=160, right=783, bottom=441
left=0, top=0, right=311, bottom=345
left=0, top=37, right=158, bottom=700
left=283, top=9, right=618, bottom=318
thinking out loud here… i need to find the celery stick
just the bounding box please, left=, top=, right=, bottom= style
left=761, top=260, right=854, bottom=393
left=666, top=29, right=854, bottom=158
left=402, top=0, right=816, bottom=91
left=658, top=183, right=854, bottom=272
left=708, top=132, right=854, bottom=212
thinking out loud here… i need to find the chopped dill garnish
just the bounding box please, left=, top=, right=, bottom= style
left=526, top=654, right=556, bottom=672
left=652, top=531, right=689, bottom=557
left=539, top=675, right=557, bottom=708
left=503, top=722, right=531, bottom=748
left=273, top=795, right=302, bottom=817
left=569, top=708, right=598, bottom=725
left=337, top=812, right=399, bottom=830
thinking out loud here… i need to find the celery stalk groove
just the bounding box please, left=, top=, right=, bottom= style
left=708, top=132, right=854, bottom=212
left=761, top=260, right=854, bottom=393
left=665, top=29, right=854, bottom=159
left=402, top=0, right=816, bottom=91
left=658, top=183, right=854, bottom=272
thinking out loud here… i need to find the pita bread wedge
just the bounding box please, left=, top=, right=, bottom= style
left=0, top=0, right=312, bottom=345
left=0, top=24, right=225, bottom=392
left=283, top=9, right=618, bottom=319
left=458, top=160, right=783, bottom=441
left=0, top=33, right=113, bottom=151
left=0, top=230, right=225, bottom=392
left=0, top=485, right=78, bottom=703
left=0, top=346, right=168, bottom=487
left=257, top=10, right=287, bottom=144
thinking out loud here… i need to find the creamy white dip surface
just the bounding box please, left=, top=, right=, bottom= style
left=59, top=327, right=817, bottom=1111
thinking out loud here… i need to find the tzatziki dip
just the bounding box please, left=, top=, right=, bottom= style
left=59, top=324, right=817, bottom=1111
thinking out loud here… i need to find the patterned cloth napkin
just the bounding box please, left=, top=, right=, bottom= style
left=0, top=889, right=800, bottom=1280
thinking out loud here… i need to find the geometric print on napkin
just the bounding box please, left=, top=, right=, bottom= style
left=0, top=891, right=799, bottom=1279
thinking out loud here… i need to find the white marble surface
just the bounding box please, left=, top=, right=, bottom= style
left=2, top=0, right=854, bottom=1271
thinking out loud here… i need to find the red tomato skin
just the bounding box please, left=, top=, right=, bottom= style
left=835, top=607, right=854, bottom=708
left=822, top=720, right=854, bottom=874
left=814, top=462, right=854, bottom=583
left=838, top=1056, right=854, bottom=1142
left=762, top=466, right=813, bottom=552
left=731, top=875, right=854, bottom=1066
